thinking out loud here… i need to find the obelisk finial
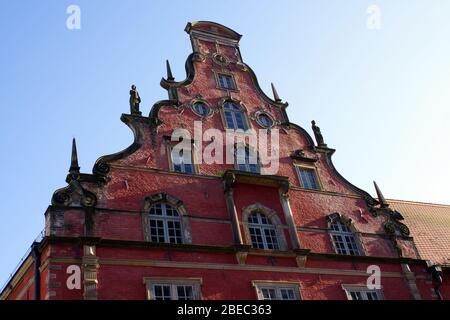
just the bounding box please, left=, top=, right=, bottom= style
left=69, top=138, right=80, bottom=174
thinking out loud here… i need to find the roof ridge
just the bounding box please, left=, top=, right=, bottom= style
left=387, top=198, right=450, bottom=208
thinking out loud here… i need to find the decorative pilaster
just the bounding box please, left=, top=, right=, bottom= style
left=401, top=263, right=422, bottom=300
left=278, top=181, right=301, bottom=250
left=223, top=172, right=243, bottom=246
left=82, top=245, right=99, bottom=300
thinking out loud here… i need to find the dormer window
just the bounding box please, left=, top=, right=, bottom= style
left=218, top=73, right=236, bottom=90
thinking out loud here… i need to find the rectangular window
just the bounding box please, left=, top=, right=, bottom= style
left=169, top=145, right=195, bottom=174
left=342, top=285, right=383, bottom=300
left=218, top=73, right=236, bottom=90
left=145, top=279, right=201, bottom=300
left=254, top=282, right=301, bottom=300
left=331, top=234, right=361, bottom=256
left=296, top=167, right=320, bottom=190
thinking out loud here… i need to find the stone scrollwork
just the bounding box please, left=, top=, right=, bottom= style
left=369, top=205, right=410, bottom=237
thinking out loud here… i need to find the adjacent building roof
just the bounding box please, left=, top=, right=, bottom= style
left=389, top=199, right=450, bottom=266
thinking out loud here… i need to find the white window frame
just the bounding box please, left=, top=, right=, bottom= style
left=253, top=281, right=301, bottom=300
left=329, top=220, right=362, bottom=256
left=149, top=203, right=183, bottom=244
left=247, top=212, right=279, bottom=250
left=342, top=285, right=384, bottom=300
left=145, top=278, right=202, bottom=300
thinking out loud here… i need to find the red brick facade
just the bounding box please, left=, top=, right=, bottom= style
left=1, top=21, right=447, bottom=300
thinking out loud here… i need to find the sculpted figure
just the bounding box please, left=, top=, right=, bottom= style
left=129, top=85, right=141, bottom=115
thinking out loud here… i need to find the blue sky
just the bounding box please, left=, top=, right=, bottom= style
left=1, top=1, right=449, bottom=287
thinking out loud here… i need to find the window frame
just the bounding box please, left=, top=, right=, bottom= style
left=253, top=281, right=302, bottom=300
left=222, top=101, right=249, bottom=131
left=327, top=213, right=364, bottom=256
left=295, top=165, right=321, bottom=190
left=148, top=203, right=183, bottom=244
left=145, top=277, right=202, bottom=300
left=242, top=203, right=288, bottom=251
left=235, top=144, right=260, bottom=174
left=255, top=111, right=276, bottom=129
left=215, top=71, right=238, bottom=91
left=190, top=98, right=212, bottom=118
left=218, top=98, right=251, bottom=132
left=341, top=285, right=384, bottom=300
left=247, top=212, right=279, bottom=250
left=167, top=141, right=198, bottom=175
left=141, top=193, right=192, bottom=245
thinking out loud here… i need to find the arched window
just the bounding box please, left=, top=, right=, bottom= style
left=236, top=145, right=259, bottom=173
left=223, top=101, right=247, bottom=130
left=149, top=203, right=183, bottom=244
left=247, top=212, right=279, bottom=250
left=329, top=218, right=362, bottom=256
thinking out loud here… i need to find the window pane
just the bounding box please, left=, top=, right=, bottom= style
left=264, top=228, right=279, bottom=250
left=218, top=74, right=235, bottom=89
left=249, top=227, right=265, bottom=249
left=149, top=204, right=182, bottom=244
left=167, top=220, right=182, bottom=244
left=153, top=285, right=171, bottom=300
left=176, top=285, right=194, bottom=300
left=224, top=111, right=235, bottom=128
left=348, top=290, right=381, bottom=301
left=261, top=288, right=277, bottom=300
left=193, top=102, right=208, bottom=116
left=183, top=163, right=193, bottom=174
left=235, top=112, right=246, bottom=130
left=299, top=168, right=319, bottom=190
left=258, top=114, right=273, bottom=127
left=280, top=288, right=296, bottom=300
left=248, top=213, right=259, bottom=224
left=248, top=213, right=278, bottom=250
left=218, top=75, right=226, bottom=88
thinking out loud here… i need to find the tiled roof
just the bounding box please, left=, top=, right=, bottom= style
left=388, top=199, right=450, bottom=266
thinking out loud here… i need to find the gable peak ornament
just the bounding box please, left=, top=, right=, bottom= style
left=311, top=120, right=326, bottom=147
left=129, top=85, right=142, bottom=116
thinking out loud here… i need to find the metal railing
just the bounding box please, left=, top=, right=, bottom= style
left=0, top=229, right=45, bottom=295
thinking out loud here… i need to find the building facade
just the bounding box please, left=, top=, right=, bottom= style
left=1, top=21, right=448, bottom=300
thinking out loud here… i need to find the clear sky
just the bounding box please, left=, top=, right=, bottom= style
left=1, top=0, right=449, bottom=288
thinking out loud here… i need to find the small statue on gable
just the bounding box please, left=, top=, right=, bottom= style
left=311, top=120, right=326, bottom=147
left=129, top=84, right=142, bottom=115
